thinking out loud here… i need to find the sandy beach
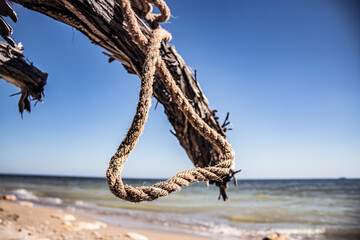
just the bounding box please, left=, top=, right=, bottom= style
left=1, top=176, right=358, bottom=240
left=0, top=198, right=209, bottom=240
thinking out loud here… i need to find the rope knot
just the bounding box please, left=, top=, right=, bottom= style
left=129, top=0, right=170, bottom=29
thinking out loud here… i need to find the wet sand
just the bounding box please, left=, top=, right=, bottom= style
left=0, top=199, right=210, bottom=240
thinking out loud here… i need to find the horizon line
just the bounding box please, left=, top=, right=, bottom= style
left=0, top=172, right=358, bottom=181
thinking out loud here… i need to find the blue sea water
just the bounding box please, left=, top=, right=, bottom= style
left=0, top=175, right=359, bottom=239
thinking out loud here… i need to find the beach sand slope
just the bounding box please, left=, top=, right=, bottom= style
left=0, top=199, right=209, bottom=240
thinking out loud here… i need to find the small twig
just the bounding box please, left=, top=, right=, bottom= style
left=231, top=169, right=241, bottom=186
left=223, top=128, right=232, bottom=133
left=221, top=112, right=233, bottom=132
left=221, top=112, right=230, bottom=128
left=9, top=91, right=21, bottom=97
left=169, top=129, right=176, bottom=136
left=25, top=58, right=33, bottom=66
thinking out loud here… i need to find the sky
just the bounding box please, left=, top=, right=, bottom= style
left=0, top=0, right=359, bottom=179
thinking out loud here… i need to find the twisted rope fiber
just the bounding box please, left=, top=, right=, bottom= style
left=107, top=0, right=236, bottom=202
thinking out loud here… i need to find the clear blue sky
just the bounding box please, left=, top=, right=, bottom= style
left=1, top=0, right=359, bottom=179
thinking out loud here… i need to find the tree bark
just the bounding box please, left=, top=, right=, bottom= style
left=0, top=40, right=47, bottom=115
left=9, top=0, right=232, bottom=177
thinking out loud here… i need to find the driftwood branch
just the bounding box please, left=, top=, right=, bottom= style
left=9, top=0, right=231, bottom=177
left=0, top=41, right=47, bottom=115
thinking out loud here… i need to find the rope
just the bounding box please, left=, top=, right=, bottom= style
left=107, top=0, right=236, bottom=202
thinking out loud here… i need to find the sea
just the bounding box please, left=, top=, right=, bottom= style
left=0, top=174, right=359, bottom=240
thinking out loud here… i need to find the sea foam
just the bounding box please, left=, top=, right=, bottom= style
left=11, top=188, right=62, bottom=205
left=12, top=189, right=38, bottom=200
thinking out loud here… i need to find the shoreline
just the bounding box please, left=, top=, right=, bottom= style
left=0, top=198, right=210, bottom=240
left=1, top=176, right=358, bottom=240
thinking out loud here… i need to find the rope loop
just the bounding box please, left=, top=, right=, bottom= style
left=108, top=0, right=236, bottom=202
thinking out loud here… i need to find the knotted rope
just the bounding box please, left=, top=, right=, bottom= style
left=107, top=0, right=236, bottom=202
